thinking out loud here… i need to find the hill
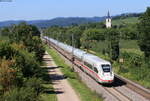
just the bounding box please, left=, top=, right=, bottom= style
left=0, top=17, right=105, bottom=28
left=0, top=13, right=142, bottom=28
left=112, top=13, right=141, bottom=25
left=112, top=17, right=139, bottom=25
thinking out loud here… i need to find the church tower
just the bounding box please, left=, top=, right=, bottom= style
left=106, top=11, right=112, bottom=28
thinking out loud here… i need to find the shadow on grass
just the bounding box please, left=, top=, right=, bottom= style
left=42, top=66, right=63, bottom=69
left=43, top=58, right=53, bottom=61
left=42, top=66, right=59, bottom=70
left=40, top=65, right=66, bottom=81
left=44, top=90, right=63, bottom=95
left=49, top=74, right=67, bottom=81
left=38, top=69, right=52, bottom=83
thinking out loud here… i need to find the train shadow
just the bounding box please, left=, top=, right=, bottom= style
left=101, top=76, right=127, bottom=87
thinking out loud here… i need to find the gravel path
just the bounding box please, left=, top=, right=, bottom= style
left=43, top=51, right=81, bottom=101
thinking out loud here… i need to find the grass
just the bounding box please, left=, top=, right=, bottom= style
left=0, top=36, right=9, bottom=41
left=92, top=40, right=139, bottom=53
left=120, top=40, right=139, bottom=50
left=46, top=46, right=103, bottom=101
left=112, top=17, right=139, bottom=25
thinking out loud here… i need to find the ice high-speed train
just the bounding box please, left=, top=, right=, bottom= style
left=44, top=36, right=114, bottom=83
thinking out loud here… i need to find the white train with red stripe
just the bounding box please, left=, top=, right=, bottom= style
left=44, top=36, right=114, bottom=83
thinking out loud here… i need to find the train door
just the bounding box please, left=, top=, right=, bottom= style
left=93, top=66, right=99, bottom=81
left=99, top=65, right=104, bottom=79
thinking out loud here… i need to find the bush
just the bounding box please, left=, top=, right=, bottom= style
left=121, top=51, right=143, bottom=67
left=0, top=59, right=16, bottom=92
left=0, top=42, right=42, bottom=78
left=8, top=23, right=45, bottom=63
left=0, top=41, right=16, bottom=60
left=0, top=23, right=45, bottom=99
left=26, top=36, right=45, bottom=62
left=24, top=78, right=44, bottom=96
left=15, top=49, right=41, bottom=77
left=1, top=87, right=42, bottom=101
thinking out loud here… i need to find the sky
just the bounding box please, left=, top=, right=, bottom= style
left=0, top=0, right=150, bottom=21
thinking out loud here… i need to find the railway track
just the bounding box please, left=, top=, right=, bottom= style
left=115, top=74, right=150, bottom=100
left=44, top=38, right=150, bottom=101
left=104, top=87, right=131, bottom=101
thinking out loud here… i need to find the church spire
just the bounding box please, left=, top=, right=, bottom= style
left=107, top=11, right=110, bottom=18
left=106, top=11, right=112, bottom=28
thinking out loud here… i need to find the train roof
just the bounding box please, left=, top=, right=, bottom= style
left=83, top=53, right=111, bottom=65
left=45, top=36, right=111, bottom=66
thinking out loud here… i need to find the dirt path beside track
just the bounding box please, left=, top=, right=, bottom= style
left=43, top=51, right=81, bottom=101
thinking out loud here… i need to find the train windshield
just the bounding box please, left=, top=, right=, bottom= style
left=101, top=64, right=111, bottom=72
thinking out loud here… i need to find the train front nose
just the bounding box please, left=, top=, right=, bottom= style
left=99, top=73, right=114, bottom=83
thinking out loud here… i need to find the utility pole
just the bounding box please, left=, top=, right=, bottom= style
left=72, top=34, right=75, bottom=70
left=57, top=33, right=59, bottom=46
left=46, top=31, right=48, bottom=44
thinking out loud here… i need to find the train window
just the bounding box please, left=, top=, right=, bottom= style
left=84, top=62, right=93, bottom=70
left=94, top=67, right=98, bottom=73
left=101, top=64, right=111, bottom=72
left=75, top=56, right=81, bottom=61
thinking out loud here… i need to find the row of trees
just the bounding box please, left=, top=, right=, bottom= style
left=0, top=23, right=45, bottom=101
left=44, top=22, right=125, bottom=61
left=138, top=8, right=150, bottom=62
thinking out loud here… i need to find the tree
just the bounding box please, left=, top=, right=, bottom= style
left=1, top=87, right=41, bottom=101
left=9, top=22, right=41, bottom=43
left=138, top=7, right=150, bottom=61
left=106, top=29, right=120, bottom=61
left=8, top=23, right=45, bottom=62
left=0, top=42, right=41, bottom=78
left=0, top=23, right=45, bottom=100
left=119, top=24, right=138, bottom=40
left=81, top=28, right=105, bottom=50
left=0, top=27, right=10, bottom=36
left=25, top=78, right=44, bottom=96
left=0, top=59, right=16, bottom=92
left=26, top=36, right=45, bottom=62
left=66, top=27, right=82, bottom=48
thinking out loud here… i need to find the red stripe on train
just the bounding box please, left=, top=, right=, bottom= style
left=75, top=61, right=113, bottom=82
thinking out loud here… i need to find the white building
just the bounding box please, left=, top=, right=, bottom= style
left=106, top=11, right=112, bottom=28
